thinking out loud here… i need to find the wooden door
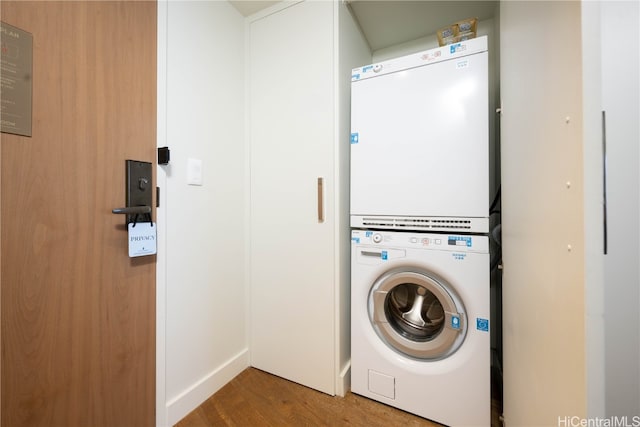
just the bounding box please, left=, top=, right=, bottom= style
left=248, top=1, right=336, bottom=395
left=1, top=2, right=157, bottom=426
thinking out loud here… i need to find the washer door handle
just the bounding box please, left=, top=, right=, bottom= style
left=372, top=290, right=388, bottom=323
left=445, top=311, right=465, bottom=332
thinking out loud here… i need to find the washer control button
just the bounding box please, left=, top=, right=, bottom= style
left=372, top=233, right=383, bottom=243
left=410, top=237, right=418, bottom=243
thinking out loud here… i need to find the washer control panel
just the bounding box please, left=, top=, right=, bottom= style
left=351, top=230, right=488, bottom=253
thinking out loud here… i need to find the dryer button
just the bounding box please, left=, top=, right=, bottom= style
left=372, top=233, right=383, bottom=243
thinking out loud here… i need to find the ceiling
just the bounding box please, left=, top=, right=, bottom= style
left=229, top=0, right=498, bottom=52
left=228, top=0, right=280, bottom=16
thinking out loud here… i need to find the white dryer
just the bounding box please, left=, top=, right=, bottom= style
left=351, top=229, right=490, bottom=426
left=350, top=36, right=489, bottom=234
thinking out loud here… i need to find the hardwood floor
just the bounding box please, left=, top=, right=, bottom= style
left=175, top=367, right=502, bottom=427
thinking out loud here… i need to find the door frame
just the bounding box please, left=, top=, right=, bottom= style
left=156, top=1, right=168, bottom=425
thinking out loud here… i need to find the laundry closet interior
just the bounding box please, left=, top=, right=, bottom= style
left=248, top=2, right=497, bottom=404
left=248, top=2, right=500, bottom=425
left=156, top=1, right=635, bottom=426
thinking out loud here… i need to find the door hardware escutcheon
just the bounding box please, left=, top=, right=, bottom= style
left=112, top=160, right=153, bottom=225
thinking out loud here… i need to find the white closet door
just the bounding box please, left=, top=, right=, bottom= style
left=249, top=1, right=335, bottom=395
left=500, top=1, right=586, bottom=424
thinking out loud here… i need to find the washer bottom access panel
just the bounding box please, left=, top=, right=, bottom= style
left=350, top=229, right=490, bottom=426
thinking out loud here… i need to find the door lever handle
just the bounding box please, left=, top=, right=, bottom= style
left=112, top=206, right=151, bottom=215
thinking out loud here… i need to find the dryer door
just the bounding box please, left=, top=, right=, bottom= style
left=369, top=267, right=466, bottom=360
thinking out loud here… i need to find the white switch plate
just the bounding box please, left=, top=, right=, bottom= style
left=187, top=158, right=203, bottom=186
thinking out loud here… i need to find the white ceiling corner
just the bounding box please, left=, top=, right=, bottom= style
left=348, top=0, right=498, bottom=51
left=229, top=0, right=281, bottom=17
left=229, top=0, right=498, bottom=52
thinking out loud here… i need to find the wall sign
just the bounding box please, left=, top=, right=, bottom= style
left=1, top=21, right=33, bottom=137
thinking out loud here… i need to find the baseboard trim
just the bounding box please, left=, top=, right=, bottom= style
left=167, top=348, right=249, bottom=426
left=336, top=360, right=351, bottom=397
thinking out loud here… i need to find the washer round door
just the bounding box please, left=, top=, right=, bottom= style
left=368, top=267, right=467, bottom=360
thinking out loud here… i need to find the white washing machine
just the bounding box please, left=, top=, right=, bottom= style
left=351, top=229, right=490, bottom=426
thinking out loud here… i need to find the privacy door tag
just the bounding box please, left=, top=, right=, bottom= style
left=128, top=222, right=157, bottom=257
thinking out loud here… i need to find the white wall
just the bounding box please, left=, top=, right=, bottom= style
left=157, top=1, right=248, bottom=425
left=600, top=0, right=640, bottom=418
left=500, top=1, right=586, bottom=424
left=582, top=1, right=640, bottom=419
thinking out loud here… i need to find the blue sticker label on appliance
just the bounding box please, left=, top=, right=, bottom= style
left=477, top=318, right=489, bottom=332
left=350, top=133, right=359, bottom=144
left=351, top=237, right=360, bottom=244
left=381, top=250, right=388, bottom=260
left=450, top=43, right=466, bottom=54
left=352, top=73, right=361, bottom=81
left=365, top=231, right=373, bottom=237
left=451, top=315, right=461, bottom=330
left=448, top=236, right=472, bottom=247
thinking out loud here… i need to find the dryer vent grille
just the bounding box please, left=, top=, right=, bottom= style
left=363, top=217, right=471, bottom=230
left=351, top=215, right=488, bottom=233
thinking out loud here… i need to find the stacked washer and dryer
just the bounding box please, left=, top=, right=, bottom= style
left=350, top=36, right=492, bottom=426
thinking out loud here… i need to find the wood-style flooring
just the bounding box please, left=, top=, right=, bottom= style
left=175, top=367, right=503, bottom=426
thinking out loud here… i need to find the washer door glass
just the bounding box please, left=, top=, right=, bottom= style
left=369, top=268, right=466, bottom=360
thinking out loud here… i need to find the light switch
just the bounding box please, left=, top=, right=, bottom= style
left=187, top=158, right=203, bottom=186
